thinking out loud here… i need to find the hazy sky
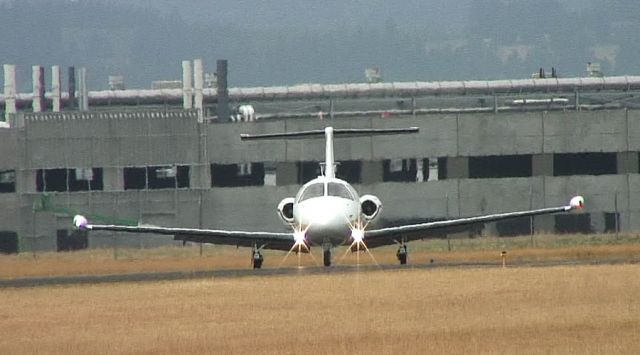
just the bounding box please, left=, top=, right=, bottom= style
left=1, top=0, right=637, bottom=90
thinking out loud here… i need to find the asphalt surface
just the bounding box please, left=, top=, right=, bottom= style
left=2, top=257, right=639, bottom=289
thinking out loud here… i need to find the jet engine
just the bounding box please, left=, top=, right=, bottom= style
left=277, top=197, right=295, bottom=224
left=359, top=195, right=382, bottom=221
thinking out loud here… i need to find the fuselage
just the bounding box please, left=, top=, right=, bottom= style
left=292, top=176, right=361, bottom=246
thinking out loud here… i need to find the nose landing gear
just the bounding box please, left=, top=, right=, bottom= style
left=323, top=243, right=332, bottom=267
left=252, top=246, right=264, bottom=269
left=396, top=244, right=408, bottom=265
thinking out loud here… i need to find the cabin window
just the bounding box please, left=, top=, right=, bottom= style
left=299, top=182, right=324, bottom=202
left=327, top=182, right=355, bottom=200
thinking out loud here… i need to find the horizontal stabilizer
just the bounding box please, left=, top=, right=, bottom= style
left=240, top=127, right=419, bottom=140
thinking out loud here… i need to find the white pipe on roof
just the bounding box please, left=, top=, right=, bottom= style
left=2, top=74, right=640, bottom=105
left=3, top=64, right=16, bottom=120
left=193, top=59, right=203, bottom=122
left=32, top=65, right=43, bottom=112
left=52, top=65, right=61, bottom=112
left=182, top=60, right=193, bottom=109
left=78, top=67, right=89, bottom=111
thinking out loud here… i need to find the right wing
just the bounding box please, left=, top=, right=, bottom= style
left=73, top=216, right=295, bottom=251
left=362, top=196, right=585, bottom=248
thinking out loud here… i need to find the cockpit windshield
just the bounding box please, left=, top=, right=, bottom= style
left=327, top=182, right=355, bottom=200
left=299, top=182, right=325, bottom=202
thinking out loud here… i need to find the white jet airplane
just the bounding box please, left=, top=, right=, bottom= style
left=74, top=126, right=585, bottom=268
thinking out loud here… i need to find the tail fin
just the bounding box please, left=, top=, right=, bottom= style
left=241, top=126, right=419, bottom=178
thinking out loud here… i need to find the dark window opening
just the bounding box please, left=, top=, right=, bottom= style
left=0, top=170, right=16, bottom=193
left=336, top=160, right=362, bottom=184
left=0, top=231, right=18, bottom=254
left=36, top=168, right=67, bottom=192
left=124, top=166, right=189, bottom=190
left=176, top=166, right=190, bottom=188
left=297, top=161, right=321, bottom=184
left=211, top=163, right=264, bottom=187
left=263, top=162, right=277, bottom=186
left=554, top=153, right=617, bottom=176
left=383, top=159, right=417, bottom=182
left=36, top=168, right=103, bottom=192
left=604, top=212, right=620, bottom=233
left=69, top=168, right=103, bottom=192
left=438, top=158, right=448, bottom=180
left=496, top=217, right=533, bottom=237
left=124, top=167, right=147, bottom=190
left=469, top=155, right=532, bottom=179
left=422, top=158, right=441, bottom=181
left=555, top=214, right=592, bottom=234
left=148, top=165, right=190, bottom=189
left=56, top=229, right=88, bottom=252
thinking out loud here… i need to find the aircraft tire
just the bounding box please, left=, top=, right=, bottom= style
left=253, top=259, right=263, bottom=269
left=323, top=250, right=331, bottom=267
left=252, top=252, right=263, bottom=269
left=398, top=254, right=407, bottom=265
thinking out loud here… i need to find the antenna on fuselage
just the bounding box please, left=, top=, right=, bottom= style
left=240, top=126, right=420, bottom=179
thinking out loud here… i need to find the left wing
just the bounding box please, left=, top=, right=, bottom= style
left=73, top=216, right=295, bottom=251
left=362, top=196, right=584, bottom=248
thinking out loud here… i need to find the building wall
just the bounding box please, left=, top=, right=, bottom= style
left=0, top=108, right=638, bottom=251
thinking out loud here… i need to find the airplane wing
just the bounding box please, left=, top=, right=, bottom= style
left=72, top=216, right=295, bottom=251
left=362, top=196, right=585, bottom=248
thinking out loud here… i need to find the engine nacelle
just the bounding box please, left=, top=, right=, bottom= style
left=360, top=195, right=382, bottom=221
left=277, top=197, right=295, bottom=224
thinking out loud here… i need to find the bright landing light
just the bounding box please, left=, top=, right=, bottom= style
left=339, top=225, right=380, bottom=267
left=294, top=230, right=307, bottom=247
left=351, top=228, right=364, bottom=243
left=279, top=226, right=316, bottom=268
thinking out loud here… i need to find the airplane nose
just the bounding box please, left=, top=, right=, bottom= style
left=313, top=208, right=339, bottom=226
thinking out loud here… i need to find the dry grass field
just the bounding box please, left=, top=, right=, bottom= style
left=1, top=233, right=639, bottom=279
left=1, top=264, right=639, bottom=354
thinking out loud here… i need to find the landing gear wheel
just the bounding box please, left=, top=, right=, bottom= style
left=323, top=250, right=331, bottom=267
left=252, top=250, right=264, bottom=269
left=322, top=243, right=332, bottom=267
left=398, top=253, right=407, bottom=265
left=397, top=245, right=408, bottom=265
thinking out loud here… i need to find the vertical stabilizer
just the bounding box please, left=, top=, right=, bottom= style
left=324, top=127, right=335, bottom=178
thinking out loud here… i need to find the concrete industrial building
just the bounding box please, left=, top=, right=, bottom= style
left=1, top=62, right=639, bottom=254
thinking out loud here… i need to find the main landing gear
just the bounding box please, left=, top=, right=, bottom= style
left=396, top=244, right=408, bottom=265
left=323, top=243, right=332, bottom=267
left=252, top=246, right=264, bottom=269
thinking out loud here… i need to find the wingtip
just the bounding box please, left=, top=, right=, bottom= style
left=569, top=196, right=585, bottom=210
left=73, top=215, right=89, bottom=230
